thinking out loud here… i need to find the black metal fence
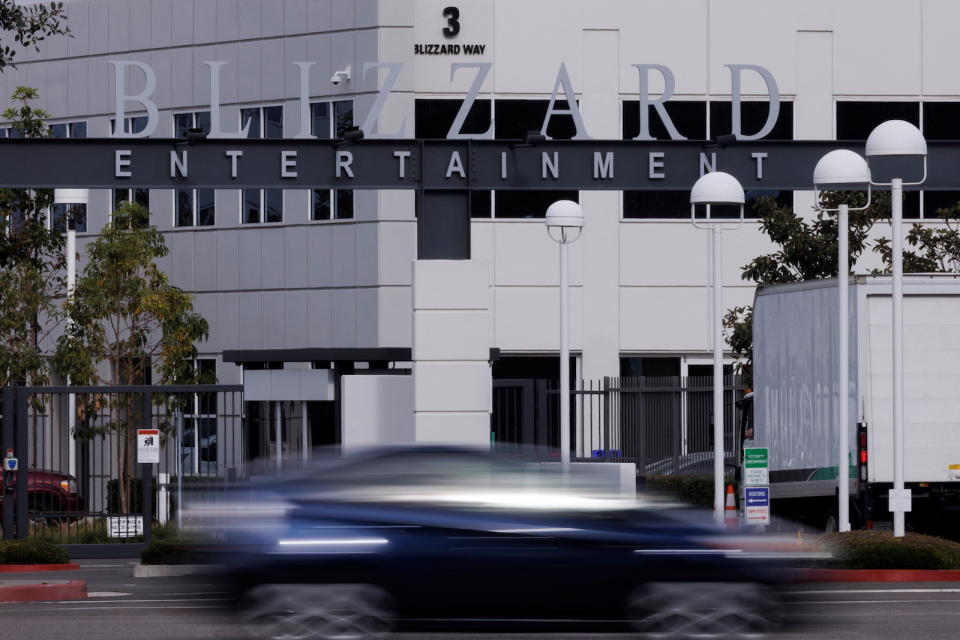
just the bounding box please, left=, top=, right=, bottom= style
left=1, top=384, right=243, bottom=545
left=492, top=376, right=746, bottom=475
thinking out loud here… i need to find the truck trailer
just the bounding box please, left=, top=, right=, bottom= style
left=745, top=274, right=960, bottom=532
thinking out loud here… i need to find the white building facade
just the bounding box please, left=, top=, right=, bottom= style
left=5, top=0, right=957, bottom=452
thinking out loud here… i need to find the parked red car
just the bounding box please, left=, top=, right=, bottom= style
left=0, top=469, right=85, bottom=521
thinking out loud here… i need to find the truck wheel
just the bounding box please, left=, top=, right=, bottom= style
left=239, top=583, right=394, bottom=640
left=626, top=581, right=779, bottom=638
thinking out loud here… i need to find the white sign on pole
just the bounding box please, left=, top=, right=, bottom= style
left=137, top=429, right=160, bottom=464
left=743, top=447, right=769, bottom=486
left=744, top=487, right=770, bottom=526
left=107, top=515, right=144, bottom=538
left=888, top=488, right=912, bottom=513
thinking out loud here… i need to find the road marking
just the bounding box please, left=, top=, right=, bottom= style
left=87, top=592, right=132, bottom=597
left=789, top=588, right=960, bottom=595
left=48, top=597, right=231, bottom=605
left=0, top=605, right=225, bottom=612
left=793, top=599, right=960, bottom=604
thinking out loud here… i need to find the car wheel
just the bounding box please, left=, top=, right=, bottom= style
left=627, top=581, right=779, bottom=639
left=239, top=583, right=394, bottom=640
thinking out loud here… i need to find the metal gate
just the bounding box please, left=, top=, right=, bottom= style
left=0, top=384, right=243, bottom=548
left=491, top=376, right=746, bottom=473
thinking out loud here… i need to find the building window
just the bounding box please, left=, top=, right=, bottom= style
left=113, top=187, right=149, bottom=211
left=50, top=202, right=86, bottom=233
left=48, top=121, right=88, bottom=232
left=49, top=121, right=87, bottom=139
left=708, top=100, right=793, bottom=140
left=414, top=98, right=583, bottom=219
left=310, top=100, right=354, bottom=221
left=621, top=100, right=793, bottom=219
left=622, top=101, right=707, bottom=141
left=176, top=188, right=215, bottom=227
left=110, top=115, right=148, bottom=136
left=173, top=111, right=214, bottom=227
left=243, top=188, right=283, bottom=224
left=921, top=102, right=960, bottom=218
left=181, top=359, right=218, bottom=476
left=241, top=106, right=284, bottom=223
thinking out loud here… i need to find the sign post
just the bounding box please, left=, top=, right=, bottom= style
left=743, top=447, right=769, bottom=528
left=744, top=487, right=770, bottom=526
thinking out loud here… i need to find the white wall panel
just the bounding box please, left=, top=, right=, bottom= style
left=620, top=287, right=710, bottom=352
left=379, top=286, right=412, bottom=347
left=833, top=0, right=922, bottom=95
left=493, top=287, right=583, bottom=352
left=492, top=222, right=583, bottom=286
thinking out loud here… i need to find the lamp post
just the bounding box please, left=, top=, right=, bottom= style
left=813, top=150, right=873, bottom=533
left=53, top=189, right=88, bottom=479
left=689, top=172, right=745, bottom=523
left=865, top=120, right=927, bottom=538
left=545, top=200, right=584, bottom=472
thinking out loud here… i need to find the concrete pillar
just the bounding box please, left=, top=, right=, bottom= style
left=412, top=259, right=492, bottom=445
left=579, top=28, right=621, bottom=380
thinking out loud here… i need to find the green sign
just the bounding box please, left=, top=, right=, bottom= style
left=744, top=448, right=768, bottom=468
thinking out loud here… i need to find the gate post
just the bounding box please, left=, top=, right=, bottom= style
left=141, top=391, right=153, bottom=545
left=15, top=388, right=28, bottom=539
left=1, top=386, right=14, bottom=539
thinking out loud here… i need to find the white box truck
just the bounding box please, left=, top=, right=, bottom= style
left=743, top=274, right=960, bottom=532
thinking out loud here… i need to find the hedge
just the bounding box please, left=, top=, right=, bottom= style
left=140, top=524, right=213, bottom=565
left=642, top=475, right=716, bottom=508
left=0, top=539, right=70, bottom=565
left=816, top=531, right=960, bottom=570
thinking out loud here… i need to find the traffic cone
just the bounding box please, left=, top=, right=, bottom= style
left=724, top=484, right=738, bottom=529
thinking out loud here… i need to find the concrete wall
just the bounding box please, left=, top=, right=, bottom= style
left=341, top=374, right=415, bottom=451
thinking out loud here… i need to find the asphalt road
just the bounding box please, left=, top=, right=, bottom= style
left=3, top=560, right=960, bottom=640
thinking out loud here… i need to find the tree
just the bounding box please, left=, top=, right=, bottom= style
left=0, top=87, right=65, bottom=391
left=873, top=202, right=960, bottom=273
left=723, top=192, right=889, bottom=386
left=54, top=203, right=210, bottom=512
left=0, top=1, right=69, bottom=71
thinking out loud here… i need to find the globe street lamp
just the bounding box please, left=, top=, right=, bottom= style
left=813, top=150, right=872, bottom=533
left=545, top=200, right=584, bottom=472
left=865, top=120, right=927, bottom=538
left=53, top=188, right=88, bottom=479
left=690, top=172, right=745, bottom=523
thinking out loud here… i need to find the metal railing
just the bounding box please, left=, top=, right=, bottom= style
left=492, top=375, right=746, bottom=475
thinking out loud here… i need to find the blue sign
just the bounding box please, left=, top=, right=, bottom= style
left=591, top=449, right=623, bottom=459
left=4, top=458, right=17, bottom=471
left=744, top=487, right=769, bottom=507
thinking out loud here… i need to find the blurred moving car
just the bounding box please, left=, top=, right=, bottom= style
left=188, top=447, right=815, bottom=640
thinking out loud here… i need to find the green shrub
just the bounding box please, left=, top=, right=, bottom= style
left=0, top=539, right=70, bottom=565
left=643, top=475, right=717, bottom=508
left=816, top=531, right=960, bottom=570
left=140, top=536, right=207, bottom=565
left=140, top=525, right=215, bottom=565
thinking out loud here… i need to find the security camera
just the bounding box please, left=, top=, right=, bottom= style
left=330, top=66, right=351, bottom=86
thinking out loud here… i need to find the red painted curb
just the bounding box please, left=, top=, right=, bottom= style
left=0, top=564, right=81, bottom=573
left=796, top=569, right=960, bottom=582
left=0, top=580, right=87, bottom=602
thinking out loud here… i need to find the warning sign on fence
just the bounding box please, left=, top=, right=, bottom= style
left=137, top=429, right=160, bottom=464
